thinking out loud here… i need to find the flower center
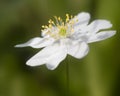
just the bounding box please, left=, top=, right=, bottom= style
left=59, top=26, right=67, bottom=37
left=41, top=14, right=76, bottom=39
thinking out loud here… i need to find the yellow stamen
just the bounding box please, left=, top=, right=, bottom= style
left=41, top=13, right=77, bottom=39
left=58, top=17, right=61, bottom=21
left=66, top=14, right=70, bottom=22
left=49, top=24, right=52, bottom=28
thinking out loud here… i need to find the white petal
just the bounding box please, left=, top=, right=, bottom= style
left=74, top=12, right=90, bottom=25
left=67, top=41, right=89, bottom=59
left=88, top=31, right=116, bottom=43
left=87, top=20, right=112, bottom=33
left=15, top=37, right=54, bottom=48
left=26, top=43, right=67, bottom=70
left=72, top=12, right=90, bottom=33
left=46, top=46, right=67, bottom=70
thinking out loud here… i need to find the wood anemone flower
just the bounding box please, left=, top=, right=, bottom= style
left=15, top=12, right=116, bottom=70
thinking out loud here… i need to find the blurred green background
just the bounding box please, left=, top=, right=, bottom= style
left=0, top=0, right=120, bottom=96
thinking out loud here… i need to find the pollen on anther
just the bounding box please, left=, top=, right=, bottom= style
left=58, top=17, right=61, bottom=21
left=42, top=25, right=45, bottom=28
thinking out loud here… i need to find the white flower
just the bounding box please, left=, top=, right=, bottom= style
left=15, top=12, right=116, bottom=70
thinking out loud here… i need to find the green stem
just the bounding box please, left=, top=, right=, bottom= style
left=66, top=57, right=70, bottom=96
